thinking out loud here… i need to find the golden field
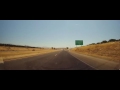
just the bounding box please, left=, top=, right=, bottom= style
left=71, top=41, right=120, bottom=62
left=0, top=46, right=57, bottom=61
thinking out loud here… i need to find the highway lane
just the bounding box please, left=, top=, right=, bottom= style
left=1, top=50, right=95, bottom=70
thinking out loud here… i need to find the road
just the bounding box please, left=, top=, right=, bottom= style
left=0, top=50, right=95, bottom=70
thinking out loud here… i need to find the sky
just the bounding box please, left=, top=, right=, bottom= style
left=0, top=20, right=120, bottom=48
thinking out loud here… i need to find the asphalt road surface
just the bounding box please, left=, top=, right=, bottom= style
left=0, top=50, right=95, bottom=70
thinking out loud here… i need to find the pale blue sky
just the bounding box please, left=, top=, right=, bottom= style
left=0, top=20, right=120, bottom=48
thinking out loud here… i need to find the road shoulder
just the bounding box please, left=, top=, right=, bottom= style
left=69, top=51, right=120, bottom=70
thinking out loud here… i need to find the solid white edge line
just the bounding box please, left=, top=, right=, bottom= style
left=69, top=52, right=98, bottom=70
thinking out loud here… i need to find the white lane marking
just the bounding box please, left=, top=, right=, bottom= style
left=55, top=54, right=57, bottom=56
left=0, top=57, right=4, bottom=64
left=69, top=52, right=97, bottom=70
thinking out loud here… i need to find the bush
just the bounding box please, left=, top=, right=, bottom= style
left=108, top=39, right=117, bottom=42
left=101, top=40, right=107, bottom=43
left=32, top=49, right=35, bottom=51
left=91, top=43, right=95, bottom=45
left=96, top=42, right=101, bottom=44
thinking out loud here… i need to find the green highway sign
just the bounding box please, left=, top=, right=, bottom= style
left=75, top=40, right=83, bottom=45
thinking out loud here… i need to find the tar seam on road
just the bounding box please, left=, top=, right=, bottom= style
left=69, top=52, right=97, bottom=70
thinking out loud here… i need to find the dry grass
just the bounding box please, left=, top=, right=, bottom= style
left=0, top=46, right=43, bottom=51
left=0, top=46, right=57, bottom=60
left=71, top=42, right=120, bottom=62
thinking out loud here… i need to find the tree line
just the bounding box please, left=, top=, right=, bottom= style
left=0, top=43, right=43, bottom=49
left=88, top=39, right=120, bottom=45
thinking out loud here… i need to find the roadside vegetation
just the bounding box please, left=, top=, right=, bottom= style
left=71, top=39, right=120, bottom=62
left=0, top=43, right=57, bottom=60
